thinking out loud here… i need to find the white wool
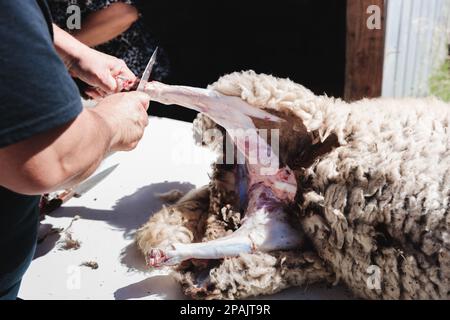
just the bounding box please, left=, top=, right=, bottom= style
left=137, top=70, right=449, bottom=300
left=210, top=71, right=450, bottom=299
left=210, top=70, right=349, bottom=145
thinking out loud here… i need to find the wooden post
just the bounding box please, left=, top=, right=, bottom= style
left=345, top=0, right=386, bottom=101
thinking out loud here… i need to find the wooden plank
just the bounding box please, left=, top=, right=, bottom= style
left=345, top=0, right=386, bottom=101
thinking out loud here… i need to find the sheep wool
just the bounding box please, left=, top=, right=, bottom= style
left=137, top=71, right=449, bottom=300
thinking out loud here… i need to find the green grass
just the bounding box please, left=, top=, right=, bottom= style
left=430, top=59, right=450, bottom=102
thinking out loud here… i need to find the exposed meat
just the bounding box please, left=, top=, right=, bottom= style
left=143, top=82, right=302, bottom=266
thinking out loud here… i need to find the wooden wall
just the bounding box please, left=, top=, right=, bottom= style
left=345, top=0, right=386, bottom=101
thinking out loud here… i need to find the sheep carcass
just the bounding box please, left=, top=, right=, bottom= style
left=136, top=71, right=450, bottom=300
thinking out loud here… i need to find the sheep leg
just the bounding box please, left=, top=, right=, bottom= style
left=146, top=183, right=303, bottom=267
left=145, top=82, right=297, bottom=200
left=144, top=82, right=283, bottom=130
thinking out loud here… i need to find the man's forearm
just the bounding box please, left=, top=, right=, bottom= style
left=0, top=108, right=115, bottom=195
left=52, top=109, right=116, bottom=190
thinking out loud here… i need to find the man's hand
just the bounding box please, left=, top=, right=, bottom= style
left=93, top=91, right=150, bottom=152
left=70, top=47, right=137, bottom=98
left=53, top=24, right=136, bottom=99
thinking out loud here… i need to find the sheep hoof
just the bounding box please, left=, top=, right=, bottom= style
left=146, top=245, right=186, bottom=267
left=146, top=248, right=169, bottom=268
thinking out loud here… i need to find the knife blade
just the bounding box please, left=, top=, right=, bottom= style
left=40, top=164, right=120, bottom=214
left=136, top=47, right=158, bottom=92
left=72, top=163, right=120, bottom=198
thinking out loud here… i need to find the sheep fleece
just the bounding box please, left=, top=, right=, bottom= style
left=207, top=71, right=450, bottom=299
left=139, top=71, right=449, bottom=300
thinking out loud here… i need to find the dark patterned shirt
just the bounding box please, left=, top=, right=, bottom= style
left=48, top=0, right=170, bottom=80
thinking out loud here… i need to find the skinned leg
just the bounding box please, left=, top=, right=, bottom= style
left=146, top=183, right=303, bottom=266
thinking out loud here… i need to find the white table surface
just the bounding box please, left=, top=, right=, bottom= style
left=19, top=117, right=351, bottom=300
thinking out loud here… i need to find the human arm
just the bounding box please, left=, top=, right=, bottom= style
left=0, top=1, right=149, bottom=195
left=0, top=91, right=150, bottom=195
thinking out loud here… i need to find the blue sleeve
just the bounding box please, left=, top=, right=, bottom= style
left=0, top=0, right=83, bottom=148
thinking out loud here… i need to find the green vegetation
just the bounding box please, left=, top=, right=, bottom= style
left=430, top=59, right=450, bottom=102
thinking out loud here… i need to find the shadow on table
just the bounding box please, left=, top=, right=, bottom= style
left=114, top=275, right=186, bottom=300
left=119, top=241, right=148, bottom=272
left=34, top=181, right=196, bottom=262
left=53, top=181, right=195, bottom=236
left=34, top=224, right=62, bottom=260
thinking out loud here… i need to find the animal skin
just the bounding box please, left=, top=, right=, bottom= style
left=136, top=71, right=450, bottom=300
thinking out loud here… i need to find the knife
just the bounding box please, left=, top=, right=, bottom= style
left=116, top=47, right=158, bottom=92
left=40, top=164, right=120, bottom=214
left=72, top=163, right=119, bottom=198
left=137, top=47, right=159, bottom=92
